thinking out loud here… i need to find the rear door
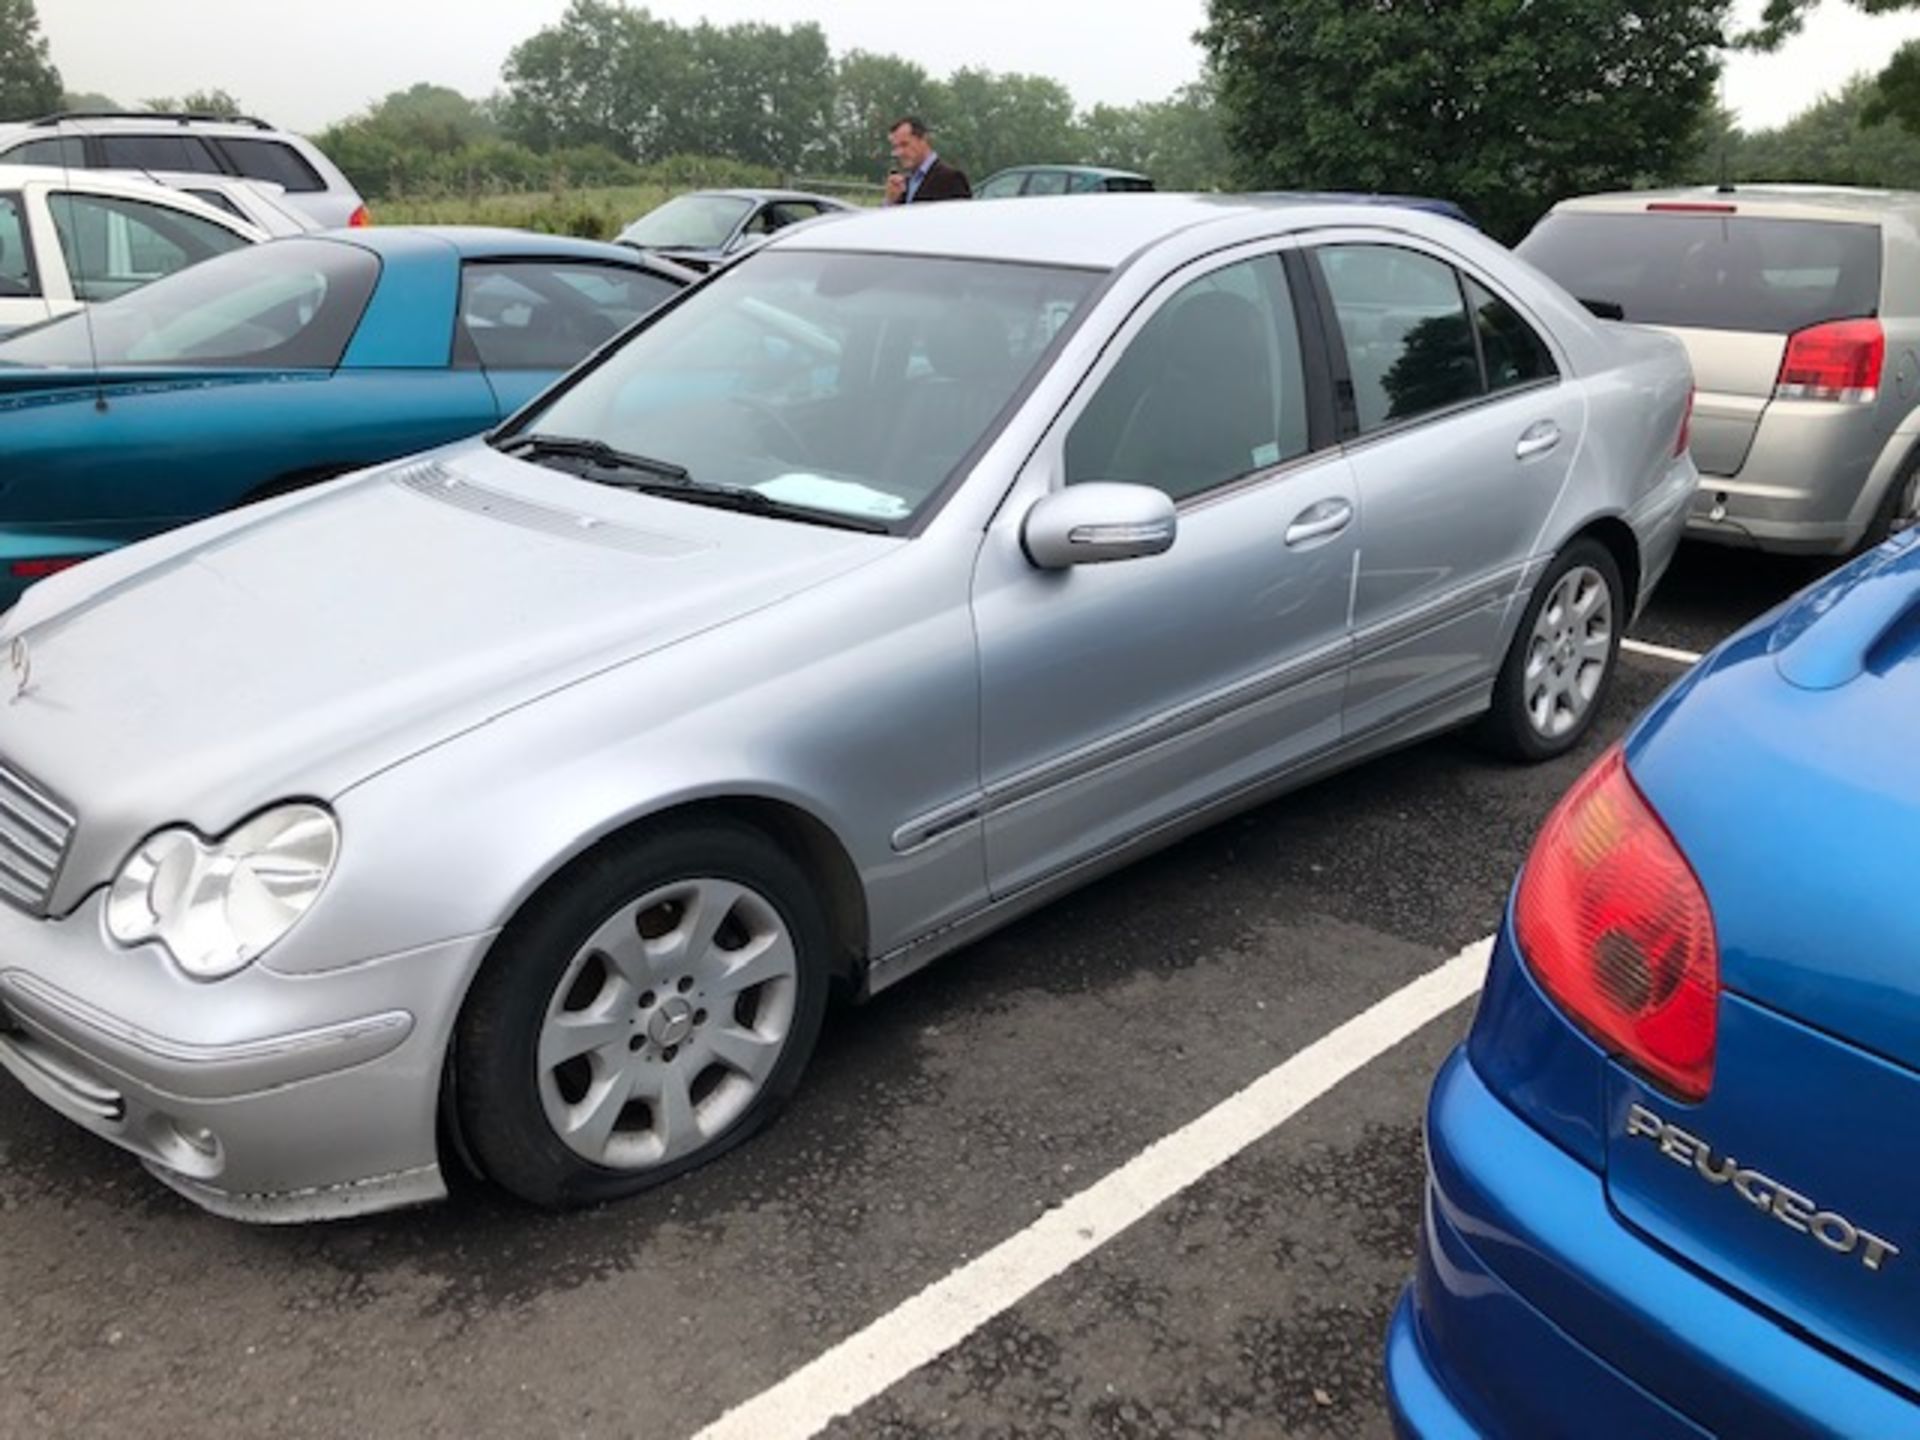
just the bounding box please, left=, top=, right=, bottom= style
left=1307, top=237, right=1579, bottom=732
left=1519, top=208, right=1882, bottom=478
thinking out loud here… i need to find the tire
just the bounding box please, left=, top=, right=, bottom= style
left=1476, top=538, right=1624, bottom=763
left=1860, top=455, right=1920, bottom=553
left=453, top=820, right=832, bottom=1210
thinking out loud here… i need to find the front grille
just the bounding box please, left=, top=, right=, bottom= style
left=0, top=760, right=76, bottom=915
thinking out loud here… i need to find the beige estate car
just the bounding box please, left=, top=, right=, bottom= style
left=1520, top=186, right=1920, bottom=555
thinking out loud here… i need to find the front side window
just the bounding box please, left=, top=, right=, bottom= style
left=100, top=133, right=224, bottom=174
left=513, top=251, right=1100, bottom=526
left=976, top=173, right=1025, bottom=199
left=1066, top=253, right=1310, bottom=501
left=1025, top=171, right=1071, bottom=197
left=1317, top=244, right=1480, bottom=432
left=0, top=194, right=36, bottom=297
left=214, top=138, right=326, bottom=193
left=0, top=237, right=378, bottom=368
left=48, top=191, right=250, bottom=302
left=459, top=261, right=679, bottom=370
left=1464, top=276, right=1557, bottom=391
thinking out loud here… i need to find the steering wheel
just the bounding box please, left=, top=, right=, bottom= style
left=727, top=394, right=814, bottom=464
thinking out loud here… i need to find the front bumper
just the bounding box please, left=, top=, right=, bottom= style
left=0, top=891, right=493, bottom=1222
left=1387, top=1050, right=1917, bottom=1439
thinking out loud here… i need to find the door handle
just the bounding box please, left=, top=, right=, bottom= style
left=1284, top=498, right=1354, bottom=547
left=1515, top=421, right=1562, bottom=460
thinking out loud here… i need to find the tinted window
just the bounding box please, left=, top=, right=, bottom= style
left=214, top=137, right=325, bottom=193
left=768, top=201, right=824, bottom=228
left=519, top=252, right=1098, bottom=525
left=1067, top=254, right=1309, bottom=501
left=0, top=194, right=36, bottom=296
left=100, top=133, right=224, bottom=174
left=459, top=261, right=679, bottom=370
left=976, top=173, right=1025, bottom=199
left=6, top=136, right=87, bottom=167
left=1318, top=244, right=1480, bottom=432
left=1025, top=171, right=1070, bottom=197
left=0, top=238, right=378, bottom=368
left=1105, top=176, right=1155, bottom=193
left=1463, top=276, right=1556, bottom=391
left=48, top=192, right=249, bottom=302
left=1518, top=212, right=1882, bottom=335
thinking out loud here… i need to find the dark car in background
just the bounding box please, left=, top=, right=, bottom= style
left=975, top=164, right=1155, bottom=198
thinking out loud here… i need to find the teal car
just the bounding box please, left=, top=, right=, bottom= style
left=0, top=227, right=689, bottom=605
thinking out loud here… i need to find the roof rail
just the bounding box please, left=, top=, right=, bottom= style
left=28, top=111, right=276, bottom=131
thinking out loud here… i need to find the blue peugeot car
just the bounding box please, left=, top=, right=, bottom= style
left=0, top=227, right=689, bottom=605
left=1388, top=527, right=1920, bottom=1436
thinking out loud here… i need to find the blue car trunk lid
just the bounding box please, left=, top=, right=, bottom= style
left=1608, top=530, right=1920, bottom=1396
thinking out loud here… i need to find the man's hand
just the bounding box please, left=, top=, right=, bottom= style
left=885, top=171, right=907, bottom=205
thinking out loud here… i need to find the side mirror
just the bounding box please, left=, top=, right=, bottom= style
left=1023, top=483, right=1177, bottom=569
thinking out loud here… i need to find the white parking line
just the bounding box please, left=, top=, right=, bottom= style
left=1622, top=637, right=1704, bottom=667
left=689, top=937, right=1494, bottom=1440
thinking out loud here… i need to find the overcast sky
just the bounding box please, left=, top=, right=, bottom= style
left=34, top=0, right=1920, bottom=134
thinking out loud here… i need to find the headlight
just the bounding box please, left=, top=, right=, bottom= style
left=105, top=804, right=340, bottom=979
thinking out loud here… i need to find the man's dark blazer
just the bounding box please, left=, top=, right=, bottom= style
left=904, top=158, right=972, bottom=203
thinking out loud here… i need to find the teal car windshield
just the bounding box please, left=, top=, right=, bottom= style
left=618, top=195, right=756, bottom=250
left=0, top=239, right=380, bottom=369
left=513, top=251, right=1101, bottom=524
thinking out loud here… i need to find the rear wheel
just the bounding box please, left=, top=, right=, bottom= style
left=1477, top=538, right=1623, bottom=762
left=453, top=821, right=831, bottom=1209
left=1861, top=455, right=1920, bottom=551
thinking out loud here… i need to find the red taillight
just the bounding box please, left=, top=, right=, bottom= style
left=348, top=204, right=371, bottom=227
left=1675, top=385, right=1694, bottom=457
left=1775, top=318, right=1883, bottom=403
left=9, top=557, right=84, bottom=579
left=1515, top=746, right=1719, bottom=1102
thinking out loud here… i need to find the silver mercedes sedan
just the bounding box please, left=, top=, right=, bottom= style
left=0, top=195, right=1695, bottom=1221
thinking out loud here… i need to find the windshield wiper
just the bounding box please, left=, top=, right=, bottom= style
left=610, top=477, right=894, bottom=534
left=496, top=432, right=691, bottom=482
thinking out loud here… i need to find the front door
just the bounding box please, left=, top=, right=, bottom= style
left=972, top=246, right=1358, bottom=898
left=1307, top=239, right=1580, bottom=733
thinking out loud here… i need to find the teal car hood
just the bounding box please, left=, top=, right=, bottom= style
left=0, top=444, right=890, bottom=912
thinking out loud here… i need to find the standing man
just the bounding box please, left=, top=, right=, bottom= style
left=885, top=116, right=972, bottom=204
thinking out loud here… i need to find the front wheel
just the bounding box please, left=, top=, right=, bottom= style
left=1477, top=538, right=1624, bottom=762
left=453, top=821, right=832, bottom=1209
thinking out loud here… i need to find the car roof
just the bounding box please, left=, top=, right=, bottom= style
left=315, top=225, right=673, bottom=266
left=988, top=165, right=1150, bottom=181
left=0, top=163, right=266, bottom=228
left=677, top=188, right=853, bottom=206
left=0, top=112, right=290, bottom=139
left=767, top=192, right=1470, bottom=269
left=1552, top=185, right=1920, bottom=225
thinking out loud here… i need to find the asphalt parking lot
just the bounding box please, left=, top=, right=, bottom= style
left=0, top=541, right=1838, bottom=1440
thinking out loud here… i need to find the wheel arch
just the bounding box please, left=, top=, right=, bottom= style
left=1567, top=513, right=1640, bottom=615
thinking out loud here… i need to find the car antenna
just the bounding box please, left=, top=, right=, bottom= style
left=56, top=119, right=110, bottom=412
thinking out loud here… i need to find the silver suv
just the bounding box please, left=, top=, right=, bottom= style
left=1520, top=186, right=1920, bottom=554
left=0, top=110, right=366, bottom=231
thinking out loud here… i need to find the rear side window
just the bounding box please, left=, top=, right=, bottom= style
left=6, top=136, right=87, bottom=168
left=459, top=261, right=680, bottom=370
left=1518, top=212, right=1882, bottom=334
left=48, top=192, right=249, bottom=302
left=0, top=238, right=379, bottom=368
left=0, top=194, right=37, bottom=297
left=1067, top=253, right=1310, bottom=500
left=1464, top=277, right=1557, bottom=391
left=100, top=133, right=225, bottom=174
left=1317, top=244, right=1481, bottom=432
left=1025, top=171, right=1070, bottom=197
left=215, top=137, right=327, bottom=194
